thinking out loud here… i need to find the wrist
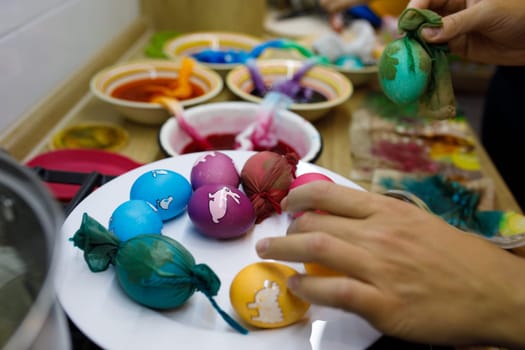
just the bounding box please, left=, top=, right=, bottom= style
left=483, top=255, right=525, bottom=348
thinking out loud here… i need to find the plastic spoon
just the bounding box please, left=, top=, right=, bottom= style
left=192, top=49, right=250, bottom=64
left=141, top=57, right=196, bottom=99
left=153, top=96, right=213, bottom=151
left=170, top=56, right=195, bottom=99
left=191, top=38, right=330, bottom=65
left=245, top=58, right=267, bottom=96
left=248, top=38, right=327, bottom=62
left=271, top=58, right=320, bottom=100
left=149, top=57, right=212, bottom=150
left=245, top=57, right=320, bottom=101
left=235, top=91, right=292, bottom=151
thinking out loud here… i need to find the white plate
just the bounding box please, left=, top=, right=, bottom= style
left=55, top=151, right=381, bottom=350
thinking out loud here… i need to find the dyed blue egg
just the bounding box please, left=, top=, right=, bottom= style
left=130, top=169, right=192, bottom=221
left=109, top=200, right=163, bottom=241
left=378, top=37, right=431, bottom=105
left=334, top=55, right=364, bottom=69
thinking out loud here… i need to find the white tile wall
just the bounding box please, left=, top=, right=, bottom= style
left=0, top=0, right=140, bottom=134
left=0, top=0, right=67, bottom=37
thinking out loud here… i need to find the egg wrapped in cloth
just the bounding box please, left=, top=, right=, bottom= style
left=240, top=151, right=298, bottom=223
left=378, top=8, right=455, bottom=119
left=69, top=213, right=248, bottom=334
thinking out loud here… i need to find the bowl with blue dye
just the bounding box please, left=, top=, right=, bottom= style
left=163, top=31, right=262, bottom=76
left=225, top=59, right=353, bottom=122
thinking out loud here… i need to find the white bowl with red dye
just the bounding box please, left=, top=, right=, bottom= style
left=158, top=101, right=322, bottom=162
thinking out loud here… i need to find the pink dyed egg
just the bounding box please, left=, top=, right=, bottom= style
left=187, top=184, right=255, bottom=239
left=289, top=172, right=342, bottom=276
left=290, top=172, right=334, bottom=190
left=190, top=151, right=240, bottom=190
left=289, top=172, right=334, bottom=219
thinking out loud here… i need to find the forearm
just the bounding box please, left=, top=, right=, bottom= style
left=477, top=255, right=525, bottom=349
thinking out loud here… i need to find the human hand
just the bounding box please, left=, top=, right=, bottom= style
left=407, top=0, right=525, bottom=65
left=255, top=181, right=525, bottom=347
left=319, top=0, right=369, bottom=14
left=319, top=0, right=369, bottom=32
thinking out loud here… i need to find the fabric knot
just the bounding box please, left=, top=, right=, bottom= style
left=191, top=263, right=221, bottom=297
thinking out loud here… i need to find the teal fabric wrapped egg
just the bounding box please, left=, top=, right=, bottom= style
left=115, top=234, right=215, bottom=309
left=378, top=8, right=456, bottom=119
left=70, top=213, right=248, bottom=334
left=378, top=36, right=431, bottom=105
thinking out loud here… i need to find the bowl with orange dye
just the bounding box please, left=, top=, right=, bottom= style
left=90, top=59, right=223, bottom=125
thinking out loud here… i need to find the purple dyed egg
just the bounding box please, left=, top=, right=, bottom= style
left=190, top=152, right=240, bottom=190
left=187, top=184, right=255, bottom=239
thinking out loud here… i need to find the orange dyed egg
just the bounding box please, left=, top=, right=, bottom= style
left=304, top=263, right=344, bottom=277
left=229, top=262, right=310, bottom=328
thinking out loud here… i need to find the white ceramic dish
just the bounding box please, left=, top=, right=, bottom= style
left=158, top=102, right=322, bottom=162
left=55, top=151, right=380, bottom=350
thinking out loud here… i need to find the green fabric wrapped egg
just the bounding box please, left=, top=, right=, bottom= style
left=378, top=36, right=431, bottom=105
left=115, top=234, right=217, bottom=310
left=70, top=213, right=248, bottom=334
left=378, top=8, right=456, bottom=119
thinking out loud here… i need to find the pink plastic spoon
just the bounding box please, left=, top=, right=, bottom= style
left=153, top=96, right=213, bottom=151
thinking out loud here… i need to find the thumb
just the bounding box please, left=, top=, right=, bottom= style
left=420, top=5, right=481, bottom=43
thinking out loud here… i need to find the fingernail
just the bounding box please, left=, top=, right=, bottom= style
left=287, top=274, right=300, bottom=291
left=280, top=197, right=288, bottom=211
left=422, top=27, right=441, bottom=40
left=255, top=238, right=270, bottom=256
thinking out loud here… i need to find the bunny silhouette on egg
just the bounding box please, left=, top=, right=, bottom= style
left=247, top=280, right=284, bottom=324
